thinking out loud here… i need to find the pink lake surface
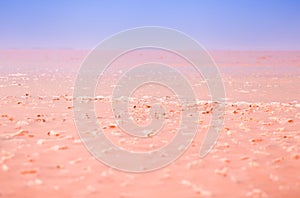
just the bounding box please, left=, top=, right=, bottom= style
left=0, top=50, right=300, bottom=197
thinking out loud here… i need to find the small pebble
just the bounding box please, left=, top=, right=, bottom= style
left=250, top=138, right=263, bottom=143
left=292, top=153, right=300, bottom=160
left=108, top=123, right=117, bottom=129
left=21, top=169, right=37, bottom=175
left=47, top=130, right=60, bottom=137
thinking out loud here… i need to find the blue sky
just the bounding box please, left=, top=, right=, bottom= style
left=1, top=0, right=300, bottom=50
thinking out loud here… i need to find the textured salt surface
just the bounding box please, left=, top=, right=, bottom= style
left=1, top=50, right=300, bottom=197
left=0, top=73, right=300, bottom=197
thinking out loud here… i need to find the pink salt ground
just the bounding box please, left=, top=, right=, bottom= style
left=0, top=50, right=300, bottom=198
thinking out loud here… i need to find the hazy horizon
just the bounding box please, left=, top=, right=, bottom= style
left=1, top=0, right=300, bottom=50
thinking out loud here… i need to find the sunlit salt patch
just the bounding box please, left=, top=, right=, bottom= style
left=246, top=188, right=267, bottom=198
left=253, top=150, right=270, bottom=156
left=12, top=130, right=29, bottom=137
left=69, top=158, right=82, bottom=165
left=8, top=73, right=27, bottom=77
left=248, top=160, right=259, bottom=167
left=2, top=164, right=9, bottom=171
left=284, top=145, right=296, bottom=153
left=37, top=139, right=45, bottom=145
left=277, top=127, right=285, bottom=132
left=95, top=95, right=105, bottom=100
left=214, top=167, right=228, bottom=177
left=178, top=145, right=186, bottom=151
left=51, top=95, right=61, bottom=100
left=238, top=90, right=250, bottom=93
left=181, top=179, right=192, bottom=186
left=27, top=179, right=43, bottom=186
left=186, top=160, right=202, bottom=169
left=279, top=185, right=291, bottom=191
left=15, top=120, right=29, bottom=128
left=101, top=168, right=114, bottom=177
left=269, top=174, right=279, bottom=182
left=141, top=95, right=151, bottom=99
left=50, top=145, right=69, bottom=151
left=86, top=185, right=97, bottom=193
left=63, top=95, right=73, bottom=101
left=192, top=185, right=212, bottom=197
left=270, top=102, right=281, bottom=106
left=220, top=158, right=231, bottom=164
left=73, top=139, right=82, bottom=144
left=110, top=131, right=122, bottom=136
left=0, top=151, right=15, bottom=164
